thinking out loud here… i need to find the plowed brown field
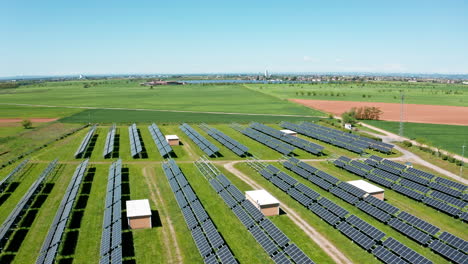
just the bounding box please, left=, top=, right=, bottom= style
left=291, top=99, right=468, bottom=125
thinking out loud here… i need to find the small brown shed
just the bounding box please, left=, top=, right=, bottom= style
left=165, top=135, right=180, bottom=146
left=126, top=199, right=152, bottom=229
left=245, top=190, right=280, bottom=216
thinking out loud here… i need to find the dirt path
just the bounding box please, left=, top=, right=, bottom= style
left=142, top=166, right=183, bottom=263
left=223, top=161, right=353, bottom=264
left=291, top=99, right=468, bottom=125
left=0, top=118, right=58, bottom=123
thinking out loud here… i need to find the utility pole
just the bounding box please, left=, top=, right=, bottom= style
left=399, top=91, right=405, bottom=137
left=461, top=142, right=466, bottom=178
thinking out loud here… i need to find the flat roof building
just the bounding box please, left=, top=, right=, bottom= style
left=126, top=199, right=152, bottom=229
left=165, top=135, right=179, bottom=146
left=245, top=189, right=280, bottom=216
left=280, top=129, right=297, bottom=137
left=348, top=180, right=385, bottom=200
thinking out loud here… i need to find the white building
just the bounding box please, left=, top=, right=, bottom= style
left=126, top=199, right=152, bottom=229
left=347, top=180, right=385, bottom=200
left=246, top=190, right=280, bottom=216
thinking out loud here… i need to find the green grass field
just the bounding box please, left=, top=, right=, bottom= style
left=364, top=120, right=468, bottom=156
left=0, top=80, right=324, bottom=116
left=247, top=81, right=468, bottom=106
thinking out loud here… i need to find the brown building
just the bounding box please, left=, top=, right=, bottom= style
left=245, top=190, right=280, bottom=216
left=126, top=199, right=152, bottom=229
left=348, top=180, right=385, bottom=200
left=165, top=135, right=179, bottom=146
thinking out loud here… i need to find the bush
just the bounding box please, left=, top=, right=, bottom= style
left=402, top=141, right=412, bottom=147
left=21, top=119, right=32, bottom=129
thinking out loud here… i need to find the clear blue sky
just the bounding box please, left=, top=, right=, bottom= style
left=1, top=0, right=467, bottom=76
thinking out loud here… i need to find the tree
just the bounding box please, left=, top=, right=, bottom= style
left=22, top=119, right=32, bottom=129
left=341, top=110, right=357, bottom=125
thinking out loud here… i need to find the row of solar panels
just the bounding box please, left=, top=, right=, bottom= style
left=239, top=126, right=295, bottom=155
left=75, top=124, right=97, bottom=158
left=284, top=158, right=468, bottom=263
left=253, top=162, right=428, bottom=264
left=193, top=158, right=315, bottom=264
left=163, top=159, right=235, bottom=263
left=0, top=159, right=29, bottom=192
left=0, top=159, right=58, bottom=251
left=100, top=159, right=123, bottom=264
left=148, top=123, right=174, bottom=158
left=280, top=121, right=366, bottom=154
left=37, top=159, right=89, bottom=264
left=128, top=123, right=143, bottom=158
left=301, top=122, right=394, bottom=153
left=180, top=123, right=219, bottom=157
left=333, top=157, right=468, bottom=263
left=103, top=124, right=116, bottom=158
left=200, top=124, right=249, bottom=157
left=337, top=156, right=468, bottom=219
left=250, top=122, right=324, bottom=155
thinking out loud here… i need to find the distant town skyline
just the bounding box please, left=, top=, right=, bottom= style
left=1, top=0, right=467, bottom=77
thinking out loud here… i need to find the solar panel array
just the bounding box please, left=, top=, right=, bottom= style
left=0, top=159, right=28, bottom=192
left=180, top=123, right=219, bottom=157
left=163, top=159, right=235, bottom=263
left=335, top=156, right=468, bottom=219
left=0, top=159, right=58, bottom=251
left=247, top=160, right=430, bottom=263
left=37, top=159, right=89, bottom=264
left=103, top=124, right=116, bottom=158
left=280, top=121, right=393, bottom=154
left=333, top=156, right=468, bottom=262
left=100, top=159, right=123, bottom=264
left=199, top=124, right=249, bottom=156
left=233, top=124, right=295, bottom=155
left=75, top=124, right=97, bottom=158
left=128, top=124, right=143, bottom=158
left=249, top=122, right=324, bottom=155
left=194, top=158, right=315, bottom=264
left=148, top=123, right=174, bottom=158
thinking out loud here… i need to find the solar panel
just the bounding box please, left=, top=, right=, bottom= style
left=357, top=201, right=392, bottom=223
left=201, top=124, right=249, bottom=156
left=388, top=218, right=431, bottom=245
left=308, top=203, right=340, bottom=226
left=318, top=198, right=349, bottom=218
left=128, top=124, right=143, bottom=158
left=429, top=240, right=467, bottom=264
left=337, top=222, right=376, bottom=250
left=180, top=123, right=219, bottom=157
left=148, top=123, right=174, bottom=158
left=372, top=246, right=406, bottom=264
left=346, top=215, right=386, bottom=241
left=438, top=232, right=468, bottom=252
left=397, top=211, right=440, bottom=235
left=0, top=159, right=28, bottom=192
left=284, top=243, right=315, bottom=264
left=75, top=124, right=97, bottom=158
left=383, top=237, right=432, bottom=264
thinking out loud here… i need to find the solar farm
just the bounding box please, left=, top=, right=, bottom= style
left=0, top=117, right=466, bottom=264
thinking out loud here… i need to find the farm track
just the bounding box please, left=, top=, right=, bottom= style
left=0, top=103, right=325, bottom=118
left=223, top=161, right=353, bottom=264
left=142, top=166, right=182, bottom=263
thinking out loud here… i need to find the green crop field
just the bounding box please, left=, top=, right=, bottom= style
left=0, top=80, right=324, bottom=116
left=247, top=82, right=468, bottom=106
left=364, top=120, right=468, bottom=156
